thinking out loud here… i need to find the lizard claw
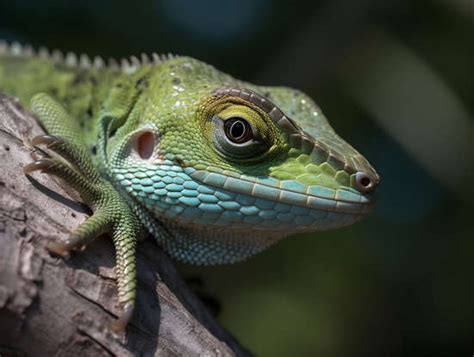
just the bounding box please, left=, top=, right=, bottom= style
left=46, top=241, right=71, bottom=258
left=23, top=158, right=55, bottom=174
left=31, top=134, right=62, bottom=148
left=111, top=302, right=135, bottom=333
left=46, top=234, right=91, bottom=257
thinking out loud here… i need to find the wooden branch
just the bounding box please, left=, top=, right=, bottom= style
left=0, top=94, right=249, bottom=357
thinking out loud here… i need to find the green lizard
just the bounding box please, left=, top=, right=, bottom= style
left=0, top=41, right=380, bottom=331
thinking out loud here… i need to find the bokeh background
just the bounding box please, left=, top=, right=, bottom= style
left=1, top=0, right=473, bottom=355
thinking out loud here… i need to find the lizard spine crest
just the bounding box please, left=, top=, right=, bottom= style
left=0, top=39, right=178, bottom=73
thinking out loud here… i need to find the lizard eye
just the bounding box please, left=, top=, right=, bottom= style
left=224, top=117, right=253, bottom=144
left=212, top=114, right=264, bottom=159
left=204, top=101, right=277, bottom=161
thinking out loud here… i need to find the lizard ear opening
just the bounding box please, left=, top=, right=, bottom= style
left=135, top=131, right=155, bottom=160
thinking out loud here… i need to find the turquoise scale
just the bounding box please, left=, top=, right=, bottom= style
left=114, top=161, right=365, bottom=231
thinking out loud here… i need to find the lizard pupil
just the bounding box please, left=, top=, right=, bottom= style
left=225, top=117, right=252, bottom=144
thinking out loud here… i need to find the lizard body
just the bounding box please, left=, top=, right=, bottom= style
left=0, top=41, right=380, bottom=330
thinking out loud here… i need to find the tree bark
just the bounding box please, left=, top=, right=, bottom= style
left=0, top=94, right=249, bottom=357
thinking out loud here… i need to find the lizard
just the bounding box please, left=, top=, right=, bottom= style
left=0, top=40, right=380, bottom=331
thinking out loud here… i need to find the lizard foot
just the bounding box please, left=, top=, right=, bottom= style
left=24, top=93, right=142, bottom=331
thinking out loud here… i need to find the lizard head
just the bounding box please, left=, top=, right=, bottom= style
left=107, top=57, right=380, bottom=264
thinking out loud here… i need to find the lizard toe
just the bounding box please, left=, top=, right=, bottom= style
left=23, top=158, right=56, bottom=174
left=31, top=134, right=63, bottom=148
left=111, top=302, right=135, bottom=333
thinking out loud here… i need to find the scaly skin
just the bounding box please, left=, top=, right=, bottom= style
left=0, top=41, right=380, bottom=330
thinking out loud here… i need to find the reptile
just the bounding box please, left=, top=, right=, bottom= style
left=0, top=40, right=380, bottom=331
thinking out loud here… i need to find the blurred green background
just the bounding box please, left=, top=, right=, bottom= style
left=1, top=0, right=473, bottom=355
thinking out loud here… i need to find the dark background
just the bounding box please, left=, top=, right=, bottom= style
left=1, top=0, right=473, bottom=356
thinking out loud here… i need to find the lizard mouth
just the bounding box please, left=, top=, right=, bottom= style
left=112, top=158, right=375, bottom=233
left=188, top=168, right=375, bottom=217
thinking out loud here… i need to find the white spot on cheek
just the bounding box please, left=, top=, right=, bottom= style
left=172, top=85, right=185, bottom=97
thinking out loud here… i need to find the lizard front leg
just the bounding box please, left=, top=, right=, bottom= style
left=24, top=93, right=142, bottom=331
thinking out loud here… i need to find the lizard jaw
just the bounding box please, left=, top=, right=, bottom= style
left=112, top=160, right=374, bottom=234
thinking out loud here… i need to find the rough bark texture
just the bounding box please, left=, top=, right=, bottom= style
left=0, top=94, right=249, bottom=357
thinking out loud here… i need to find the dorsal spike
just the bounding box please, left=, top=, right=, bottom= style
left=120, top=58, right=130, bottom=71
left=152, top=53, right=161, bottom=64
left=93, top=55, right=104, bottom=69
left=65, top=52, right=78, bottom=67
left=0, top=40, right=170, bottom=72
left=38, top=46, right=49, bottom=59
left=10, top=42, right=22, bottom=56
left=130, top=55, right=140, bottom=67
left=79, top=53, right=91, bottom=69
left=0, top=40, right=8, bottom=55
left=51, top=49, right=63, bottom=63
left=140, top=53, right=149, bottom=64
left=23, top=44, right=34, bottom=57
left=108, top=57, right=119, bottom=70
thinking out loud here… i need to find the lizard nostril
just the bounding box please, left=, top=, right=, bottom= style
left=360, top=176, right=371, bottom=187
left=354, top=172, right=377, bottom=193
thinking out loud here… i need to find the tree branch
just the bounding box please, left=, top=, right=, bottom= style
left=0, top=94, right=249, bottom=357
